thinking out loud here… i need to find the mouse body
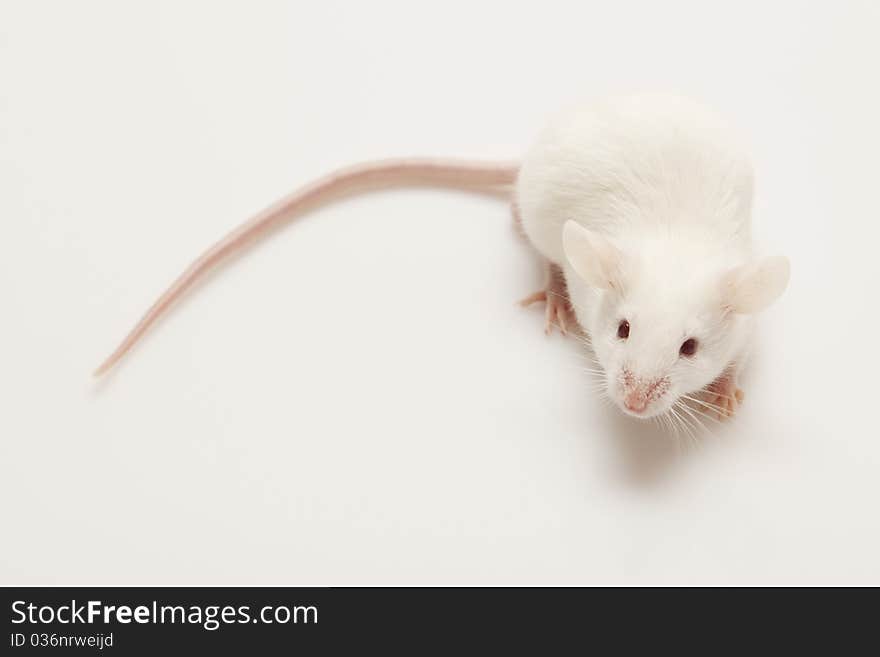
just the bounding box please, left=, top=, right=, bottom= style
left=517, top=94, right=789, bottom=419
left=95, top=93, right=789, bottom=427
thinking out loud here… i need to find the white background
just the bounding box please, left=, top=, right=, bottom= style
left=1, top=1, right=877, bottom=585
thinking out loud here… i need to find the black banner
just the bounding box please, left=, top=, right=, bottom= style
left=0, top=586, right=865, bottom=653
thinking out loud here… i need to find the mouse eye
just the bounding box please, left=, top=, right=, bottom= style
left=617, top=320, right=630, bottom=339
left=679, top=338, right=698, bottom=357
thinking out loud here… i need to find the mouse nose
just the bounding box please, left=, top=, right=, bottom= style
left=623, top=390, right=649, bottom=413
left=621, top=373, right=670, bottom=415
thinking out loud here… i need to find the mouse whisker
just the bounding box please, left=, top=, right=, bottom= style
left=669, top=405, right=699, bottom=448
left=674, top=422, right=691, bottom=452
left=659, top=413, right=686, bottom=453
left=676, top=400, right=717, bottom=431
left=682, top=393, right=728, bottom=411
left=681, top=402, right=723, bottom=426
left=681, top=395, right=728, bottom=417
left=546, top=288, right=583, bottom=311
left=664, top=410, right=689, bottom=451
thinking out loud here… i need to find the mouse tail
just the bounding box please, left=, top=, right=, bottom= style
left=93, top=158, right=519, bottom=377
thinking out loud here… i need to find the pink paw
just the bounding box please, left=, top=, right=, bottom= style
left=705, top=379, right=744, bottom=420
left=520, top=289, right=573, bottom=335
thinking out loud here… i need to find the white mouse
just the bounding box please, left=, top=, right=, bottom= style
left=95, top=93, right=789, bottom=425
left=517, top=93, right=789, bottom=421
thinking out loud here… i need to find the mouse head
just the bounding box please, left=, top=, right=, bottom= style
left=562, top=221, right=789, bottom=418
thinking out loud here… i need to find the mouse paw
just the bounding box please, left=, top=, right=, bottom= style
left=520, top=263, right=576, bottom=336
left=704, top=374, right=744, bottom=420
left=519, top=289, right=573, bottom=335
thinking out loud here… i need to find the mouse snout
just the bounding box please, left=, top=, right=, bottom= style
left=623, top=389, right=649, bottom=413
left=620, top=370, right=670, bottom=416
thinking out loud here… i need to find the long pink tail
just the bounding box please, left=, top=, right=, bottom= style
left=94, top=158, right=520, bottom=376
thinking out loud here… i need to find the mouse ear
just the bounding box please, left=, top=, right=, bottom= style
left=562, top=221, right=621, bottom=290
left=723, top=256, right=790, bottom=314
